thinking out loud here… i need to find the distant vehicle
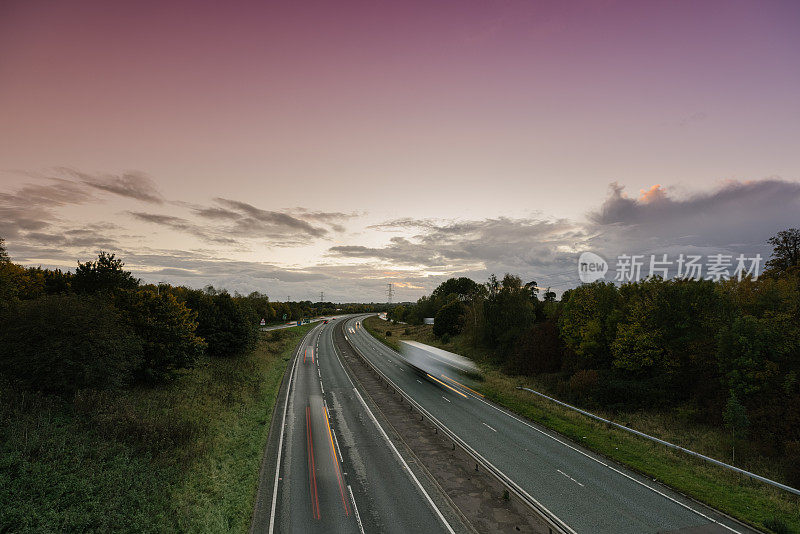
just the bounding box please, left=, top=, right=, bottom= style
left=323, top=320, right=329, bottom=324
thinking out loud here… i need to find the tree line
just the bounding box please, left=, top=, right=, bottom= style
left=0, top=239, right=381, bottom=395
left=388, top=229, right=800, bottom=485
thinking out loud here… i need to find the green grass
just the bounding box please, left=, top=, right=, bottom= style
left=0, top=324, right=313, bottom=533
left=364, top=316, right=800, bottom=533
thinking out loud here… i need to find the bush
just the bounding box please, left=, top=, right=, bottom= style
left=114, top=289, right=206, bottom=381
left=386, top=330, right=392, bottom=337
left=441, top=333, right=451, bottom=344
left=0, top=294, right=142, bottom=394
left=763, top=517, right=790, bottom=534
left=506, top=320, right=563, bottom=376
left=569, top=369, right=599, bottom=400
left=784, top=440, right=800, bottom=488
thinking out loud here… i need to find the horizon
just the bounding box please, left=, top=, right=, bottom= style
left=2, top=0, right=799, bottom=302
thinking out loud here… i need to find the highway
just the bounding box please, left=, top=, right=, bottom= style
left=253, top=319, right=459, bottom=534
left=343, top=316, right=759, bottom=534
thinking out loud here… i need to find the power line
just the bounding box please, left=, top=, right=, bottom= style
left=386, top=283, right=394, bottom=304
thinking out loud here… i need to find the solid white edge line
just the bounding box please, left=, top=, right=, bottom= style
left=348, top=484, right=365, bottom=534
left=331, top=319, right=454, bottom=533
left=353, top=387, right=456, bottom=534
left=267, top=330, right=306, bottom=534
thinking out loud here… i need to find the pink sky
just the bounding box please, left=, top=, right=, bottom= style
left=1, top=0, right=799, bottom=300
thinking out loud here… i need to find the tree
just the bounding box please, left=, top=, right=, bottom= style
left=73, top=251, right=139, bottom=294
left=114, top=289, right=206, bottom=381
left=431, top=277, right=481, bottom=303
left=559, top=281, right=620, bottom=369
left=185, top=290, right=258, bottom=356
left=483, top=274, right=536, bottom=358
left=765, top=228, right=800, bottom=275
left=0, top=237, right=8, bottom=263
left=723, top=390, right=749, bottom=464
left=0, top=294, right=142, bottom=394
left=433, top=301, right=466, bottom=337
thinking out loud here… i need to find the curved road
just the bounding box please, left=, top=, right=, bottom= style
left=343, top=315, right=759, bottom=534
left=255, top=319, right=458, bottom=534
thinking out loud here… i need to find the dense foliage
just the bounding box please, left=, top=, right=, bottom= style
left=0, top=242, right=383, bottom=395
left=389, top=229, right=800, bottom=483
left=0, top=294, right=143, bottom=393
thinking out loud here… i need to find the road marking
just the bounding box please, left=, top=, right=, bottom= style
left=441, top=374, right=484, bottom=397
left=268, top=335, right=304, bottom=534
left=324, top=406, right=351, bottom=516
left=557, top=469, right=585, bottom=487
left=442, top=396, right=450, bottom=403
left=357, top=318, right=743, bottom=533
left=482, top=422, right=497, bottom=432
left=462, top=376, right=743, bottom=533
left=426, top=374, right=468, bottom=399
left=306, top=406, right=321, bottom=520
left=416, top=379, right=422, bottom=384
left=353, top=387, right=456, bottom=534
left=348, top=485, right=365, bottom=534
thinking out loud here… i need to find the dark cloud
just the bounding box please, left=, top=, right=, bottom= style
left=58, top=168, right=164, bottom=204
left=586, top=179, right=800, bottom=261
left=590, top=179, right=800, bottom=227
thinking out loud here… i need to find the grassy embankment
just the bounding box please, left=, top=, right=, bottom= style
left=363, top=316, right=800, bottom=534
left=0, top=323, right=313, bottom=533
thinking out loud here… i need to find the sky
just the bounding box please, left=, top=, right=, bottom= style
left=1, top=0, right=799, bottom=301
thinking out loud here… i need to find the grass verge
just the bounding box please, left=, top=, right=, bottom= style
left=363, top=316, right=800, bottom=534
left=0, top=324, right=313, bottom=533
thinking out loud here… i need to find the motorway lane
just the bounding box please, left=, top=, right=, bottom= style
left=270, top=320, right=455, bottom=534
left=345, top=316, right=757, bottom=534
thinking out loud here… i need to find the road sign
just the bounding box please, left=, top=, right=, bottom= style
left=260, top=318, right=266, bottom=326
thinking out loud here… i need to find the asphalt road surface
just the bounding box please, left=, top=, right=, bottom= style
left=344, top=316, right=759, bottom=534
left=255, top=319, right=458, bottom=534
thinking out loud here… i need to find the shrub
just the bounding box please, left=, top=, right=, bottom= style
left=569, top=369, right=600, bottom=400
left=506, top=320, right=563, bottom=376
left=441, top=333, right=451, bottom=344
left=386, top=330, right=392, bottom=337
left=784, top=440, right=800, bottom=488
left=763, top=517, right=790, bottom=534
left=0, top=294, right=142, bottom=394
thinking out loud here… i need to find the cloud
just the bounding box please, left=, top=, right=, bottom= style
left=58, top=168, right=164, bottom=204
left=0, top=177, right=95, bottom=238
left=129, top=211, right=240, bottom=245
left=587, top=179, right=800, bottom=255
left=330, top=216, right=583, bottom=292
left=185, top=198, right=357, bottom=244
